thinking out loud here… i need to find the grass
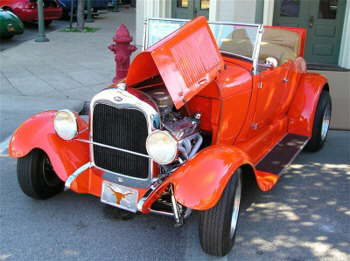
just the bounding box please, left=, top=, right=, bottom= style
left=60, top=26, right=100, bottom=33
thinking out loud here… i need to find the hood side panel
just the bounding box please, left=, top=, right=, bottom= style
left=126, top=52, right=159, bottom=86
left=126, top=17, right=224, bottom=109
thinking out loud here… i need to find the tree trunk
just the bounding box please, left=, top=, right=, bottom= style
left=76, top=0, right=85, bottom=30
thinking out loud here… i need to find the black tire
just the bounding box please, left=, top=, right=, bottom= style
left=199, top=169, right=242, bottom=256
left=44, top=20, right=52, bottom=26
left=0, top=34, right=14, bottom=39
left=17, top=150, right=64, bottom=199
left=304, top=90, right=332, bottom=152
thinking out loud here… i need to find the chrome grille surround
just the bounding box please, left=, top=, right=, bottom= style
left=90, top=88, right=160, bottom=188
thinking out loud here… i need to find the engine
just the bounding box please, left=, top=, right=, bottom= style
left=145, top=88, right=203, bottom=165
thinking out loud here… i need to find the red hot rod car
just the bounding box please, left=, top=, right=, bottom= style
left=9, top=17, right=331, bottom=256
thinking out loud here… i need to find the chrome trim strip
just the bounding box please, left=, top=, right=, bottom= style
left=75, top=138, right=150, bottom=159
left=221, top=51, right=253, bottom=62
left=137, top=178, right=163, bottom=211
left=147, top=17, right=260, bottom=27
left=65, top=162, right=92, bottom=190
left=150, top=209, right=174, bottom=217
left=143, top=18, right=148, bottom=50
left=252, top=25, right=264, bottom=75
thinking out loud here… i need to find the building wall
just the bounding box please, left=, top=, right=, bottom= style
left=339, top=1, right=350, bottom=69
left=135, top=0, right=172, bottom=46
left=209, top=0, right=256, bottom=22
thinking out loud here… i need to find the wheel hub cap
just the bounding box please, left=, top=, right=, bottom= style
left=230, top=176, right=242, bottom=238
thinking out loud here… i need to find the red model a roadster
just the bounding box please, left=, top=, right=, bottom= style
left=9, top=17, right=331, bottom=256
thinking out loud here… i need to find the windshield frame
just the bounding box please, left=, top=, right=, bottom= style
left=143, top=18, right=264, bottom=74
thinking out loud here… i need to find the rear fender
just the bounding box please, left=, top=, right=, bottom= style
left=288, top=73, right=328, bottom=137
left=9, top=111, right=90, bottom=182
left=168, top=145, right=254, bottom=210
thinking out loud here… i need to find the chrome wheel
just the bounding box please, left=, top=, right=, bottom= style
left=321, top=104, right=331, bottom=141
left=230, top=175, right=242, bottom=238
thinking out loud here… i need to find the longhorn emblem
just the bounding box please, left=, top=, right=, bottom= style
left=108, top=185, right=132, bottom=205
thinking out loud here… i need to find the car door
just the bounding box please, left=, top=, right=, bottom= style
left=253, top=63, right=291, bottom=129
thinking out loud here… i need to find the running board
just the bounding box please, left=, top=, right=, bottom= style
left=256, top=134, right=309, bottom=176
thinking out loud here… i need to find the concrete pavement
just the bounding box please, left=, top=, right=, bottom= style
left=0, top=8, right=137, bottom=141
left=0, top=8, right=137, bottom=104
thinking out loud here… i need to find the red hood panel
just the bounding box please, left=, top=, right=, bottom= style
left=126, top=17, right=224, bottom=109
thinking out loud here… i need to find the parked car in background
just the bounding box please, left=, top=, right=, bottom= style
left=0, top=8, right=23, bottom=38
left=57, top=0, right=109, bottom=18
left=9, top=17, right=332, bottom=257
left=0, top=0, right=62, bottom=26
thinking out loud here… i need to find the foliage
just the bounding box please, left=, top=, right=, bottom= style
left=59, top=27, right=100, bottom=33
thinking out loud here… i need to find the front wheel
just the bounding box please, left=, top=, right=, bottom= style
left=17, top=150, right=64, bottom=199
left=199, top=169, right=242, bottom=256
left=304, top=90, right=332, bottom=152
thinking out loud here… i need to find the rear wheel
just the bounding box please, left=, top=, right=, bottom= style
left=199, top=169, right=242, bottom=256
left=304, top=90, right=332, bottom=152
left=17, top=150, right=64, bottom=199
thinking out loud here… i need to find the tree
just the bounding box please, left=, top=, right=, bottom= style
left=76, top=0, right=85, bottom=30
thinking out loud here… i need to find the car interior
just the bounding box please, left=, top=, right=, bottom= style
left=220, top=28, right=301, bottom=67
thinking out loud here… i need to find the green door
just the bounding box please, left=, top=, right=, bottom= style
left=173, top=0, right=210, bottom=19
left=273, top=0, right=346, bottom=65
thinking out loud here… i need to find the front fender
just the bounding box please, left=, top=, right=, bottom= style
left=288, top=73, right=328, bottom=137
left=9, top=111, right=89, bottom=182
left=169, top=145, right=254, bottom=210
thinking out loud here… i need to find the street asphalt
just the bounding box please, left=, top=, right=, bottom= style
left=0, top=131, right=349, bottom=261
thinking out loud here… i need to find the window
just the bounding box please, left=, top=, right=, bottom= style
left=318, top=0, right=337, bottom=19
left=177, top=0, right=189, bottom=8
left=200, top=0, right=210, bottom=10
left=280, top=0, right=300, bottom=17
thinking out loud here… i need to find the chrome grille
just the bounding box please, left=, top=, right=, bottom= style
left=92, top=103, right=149, bottom=179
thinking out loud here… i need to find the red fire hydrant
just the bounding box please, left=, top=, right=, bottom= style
left=108, top=24, right=137, bottom=83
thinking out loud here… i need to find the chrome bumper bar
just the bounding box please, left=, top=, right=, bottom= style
left=64, top=162, right=92, bottom=190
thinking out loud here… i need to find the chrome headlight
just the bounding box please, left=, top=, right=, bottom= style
left=53, top=110, right=78, bottom=140
left=146, top=130, right=177, bottom=165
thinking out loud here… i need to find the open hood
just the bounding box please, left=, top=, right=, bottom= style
left=126, top=16, right=224, bottom=109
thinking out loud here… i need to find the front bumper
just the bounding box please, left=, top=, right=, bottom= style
left=64, top=161, right=169, bottom=214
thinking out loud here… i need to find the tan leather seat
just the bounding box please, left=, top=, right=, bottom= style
left=220, top=29, right=254, bottom=58
left=260, top=28, right=300, bottom=65
left=219, top=27, right=301, bottom=65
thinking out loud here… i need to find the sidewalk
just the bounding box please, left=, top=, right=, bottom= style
left=0, top=8, right=137, bottom=141
left=0, top=8, right=137, bottom=101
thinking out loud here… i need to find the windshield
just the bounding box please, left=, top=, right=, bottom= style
left=144, top=18, right=261, bottom=61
